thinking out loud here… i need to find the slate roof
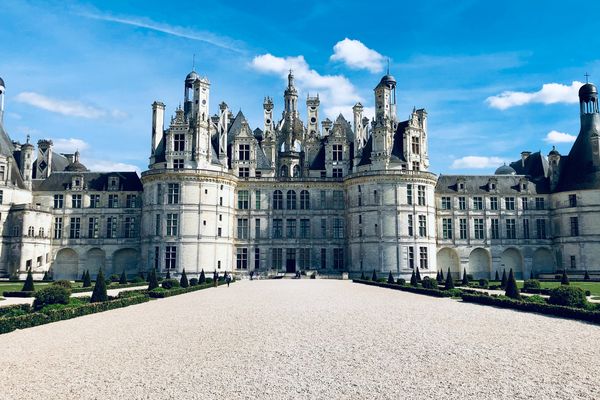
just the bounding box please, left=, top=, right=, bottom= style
left=32, top=172, right=143, bottom=192
left=255, top=145, right=272, bottom=170
left=436, top=174, right=550, bottom=195
left=390, top=120, right=408, bottom=163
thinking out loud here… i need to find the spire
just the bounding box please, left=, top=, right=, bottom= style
left=585, top=72, right=590, bottom=84
left=288, top=69, right=295, bottom=88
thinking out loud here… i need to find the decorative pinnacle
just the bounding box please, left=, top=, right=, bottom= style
left=585, top=72, right=590, bottom=83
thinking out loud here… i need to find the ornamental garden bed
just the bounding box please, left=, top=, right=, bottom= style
left=353, top=279, right=462, bottom=298
left=148, top=281, right=230, bottom=298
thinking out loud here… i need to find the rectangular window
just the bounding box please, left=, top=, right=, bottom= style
left=236, top=248, right=248, bottom=269
left=417, top=185, right=425, bottom=205
left=173, top=159, right=184, bottom=169
left=166, top=213, right=178, bottom=236
left=54, top=217, right=63, bottom=239
left=238, top=144, right=250, bottom=161
left=320, top=248, right=327, bottom=269
left=441, top=196, right=451, bottom=210
left=217, top=227, right=222, bottom=237
left=167, top=183, right=180, bottom=204
left=71, top=194, right=82, bottom=208
left=333, top=218, right=344, bottom=239
left=459, top=218, right=467, bottom=239
left=374, top=190, right=380, bottom=204
left=286, top=219, right=297, bottom=238
left=237, top=190, right=249, bottom=209
left=320, top=190, right=326, bottom=209
left=490, top=197, right=498, bottom=210
left=238, top=167, right=249, bottom=178
left=474, top=218, right=485, bottom=239
left=407, top=184, right=413, bottom=205
left=333, top=248, right=344, bottom=270
left=0, top=190, right=3, bottom=204
left=154, top=247, right=160, bottom=270
left=165, top=246, right=177, bottom=269
left=523, top=219, right=530, bottom=239
left=408, top=215, right=414, bottom=236
left=570, top=217, right=579, bottom=236
left=254, top=248, right=260, bottom=270
left=412, top=161, right=420, bottom=171
left=332, top=168, right=343, bottom=178
left=273, top=219, right=283, bottom=239
left=237, top=218, right=249, bottom=239
left=332, top=144, right=343, bottom=161
left=90, top=194, right=100, bottom=208
left=299, top=248, right=311, bottom=270
left=569, top=194, right=577, bottom=207
left=156, top=184, right=163, bottom=204
left=521, top=197, right=529, bottom=210
left=106, top=217, right=117, bottom=238
left=255, top=219, right=261, bottom=239
left=412, top=136, right=420, bottom=154
left=536, top=219, right=547, bottom=239
left=418, top=215, right=427, bottom=237
left=535, top=197, right=545, bottom=210
left=491, top=218, right=499, bottom=239
left=174, top=133, right=185, bottom=151
left=570, top=255, right=576, bottom=269
left=126, top=194, right=137, bottom=208
left=506, top=219, right=516, bottom=239
left=458, top=196, right=466, bottom=210
left=272, top=248, right=283, bottom=269
left=155, top=214, right=161, bottom=236
left=333, top=190, right=344, bottom=209
left=300, top=219, right=310, bottom=239
left=505, top=197, right=515, bottom=210
left=419, top=247, right=428, bottom=269
left=124, top=217, right=136, bottom=238
left=69, top=217, right=81, bottom=239
left=108, top=194, right=119, bottom=208
left=88, top=217, right=99, bottom=239
left=442, top=218, right=453, bottom=239
left=408, top=247, right=414, bottom=269
left=321, top=218, right=327, bottom=238
left=53, top=194, right=64, bottom=209
left=473, top=197, right=483, bottom=210
left=255, top=190, right=261, bottom=209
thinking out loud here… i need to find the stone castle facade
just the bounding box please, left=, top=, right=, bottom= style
left=0, top=72, right=598, bottom=280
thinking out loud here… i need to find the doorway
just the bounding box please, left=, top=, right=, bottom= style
left=286, top=248, right=296, bottom=273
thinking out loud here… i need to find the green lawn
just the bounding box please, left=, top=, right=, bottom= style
left=0, top=282, right=84, bottom=293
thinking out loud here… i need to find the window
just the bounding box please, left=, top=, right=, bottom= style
left=332, top=168, right=343, bottom=178
left=126, top=194, right=137, bottom=208
left=238, top=144, right=250, bottom=161
left=505, top=197, right=515, bottom=210
left=374, top=190, right=380, bottom=204
left=506, top=219, right=516, bottom=239
left=154, top=247, right=160, bottom=270
left=167, top=183, right=180, bottom=204
left=272, top=248, right=283, bottom=269
left=535, top=197, right=545, bottom=210
left=37, top=256, right=42, bottom=268
left=155, top=214, right=161, bottom=236
left=319, top=190, right=326, bottom=209
left=219, top=197, right=223, bottom=206
left=106, top=217, right=117, bottom=238
left=124, top=217, right=136, bottom=238
left=237, top=218, right=249, bottom=239
left=490, top=197, right=498, bottom=210
left=173, top=159, right=184, bottom=169
left=255, top=171, right=262, bottom=178
left=473, top=197, right=483, bottom=210
left=255, top=190, right=261, bottom=209
left=297, top=248, right=310, bottom=269
left=254, top=248, right=260, bottom=270
left=321, top=218, right=327, bottom=238
left=286, top=219, right=297, bottom=238
left=441, top=197, right=451, bottom=210
left=69, top=217, right=81, bottom=239
left=156, top=184, right=163, bottom=204
left=459, top=218, right=467, bottom=239
left=521, top=197, right=529, bottom=210
left=165, top=246, right=177, bottom=269
left=570, top=217, right=579, bottom=236
left=419, top=247, right=428, bottom=269
left=333, top=218, right=344, bottom=239
left=536, top=219, right=547, bottom=239
left=90, top=194, right=100, bottom=208
left=408, top=215, right=414, bottom=236
left=238, top=167, right=249, bottom=178
left=53, top=194, right=64, bottom=209
left=28, top=226, right=34, bottom=237
left=332, top=144, right=343, bottom=161
left=71, top=194, right=82, bottom=208
left=569, top=194, right=577, bottom=207
left=320, top=248, right=327, bottom=269
left=358, top=195, right=362, bottom=207
left=236, top=248, right=248, bottom=269
left=217, top=227, right=222, bottom=237
left=88, top=217, right=99, bottom=238
left=300, top=190, right=310, bottom=209
left=238, top=190, right=249, bottom=209
left=0, top=190, right=3, bottom=204
left=166, top=214, right=178, bottom=236
left=523, top=219, right=530, bottom=239
left=417, top=185, right=425, bottom=205
left=174, top=133, right=185, bottom=151
left=408, top=247, right=414, bottom=269
left=570, top=255, right=576, bottom=269
left=412, top=136, right=420, bottom=154
left=491, top=219, right=499, bottom=239
left=333, top=190, right=344, bottom=209
left=108, top=194, right=119, bottom=208
left=54, top=217, right=62, bottom=239
left=273, top=219, right=283, bottom=238
left=38, top=228, right=44, bottom=237
left=286, top=190, right=297, bottom=209
left=474, top=218, right=485, bottom=239
left=300, top=219, right=310, bottom=238
left=412, top=161, right=420, bottom=171
left=418, top=215, right=427, bottom=237
left=458, top=197, right=466, bottom=210
left=255, top=219, right=261, bottom=239
left=273, top=190, right=283, bottom=209
left=0, top=166, right=3, bottom=181
left=442, top=218, right=453, bottom=239
left=333, top=248, right=344, bottom=270
left=407, top=185, right=413, bottom=205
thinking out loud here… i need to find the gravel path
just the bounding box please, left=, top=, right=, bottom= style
left=0, top=279, right=598, bottom=400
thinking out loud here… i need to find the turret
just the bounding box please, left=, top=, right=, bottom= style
left=548, top=146, right=561, bottom=191
left=321, top=118, right=332, bottom=136
left=36, top=140, right=53, bottom=179
left=184, top=70, right=199, bottom=120
left=20, top=136, right=34, bottom=189
left=284, top=70, right=298, bottom=115
left=579, top=83, right=600, bottom=167
left=0, top=76, right=5, bottom=124
left=217, top=102, right=229, bottom=162
left=306, top=94, right=320, bottom=137
left=151, top=101, right=165, bottom=162
left=263, top=97, right=274, bottom=134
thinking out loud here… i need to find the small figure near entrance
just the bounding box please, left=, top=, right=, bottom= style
left=226, top=272, right=232, bottom=287
left=250, top=270, right=254, bottom=281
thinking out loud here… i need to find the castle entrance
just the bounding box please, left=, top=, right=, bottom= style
left=286, top=249, right=296, bottom=273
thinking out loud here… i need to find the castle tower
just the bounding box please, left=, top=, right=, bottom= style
left=371, top=73, right=397, bottom=169
left=0, top=76, right=5, bottom=123
left=548, top=146, right=561, bottom=191
left=20, top=136, right=34, bottom=189
left=150, top=101, right=165, bottom=165
left=217, top=102, right=229, bottom=162
left=579, top=83, right=600, bottom=167
left=284, top=70, right=298, bottom=116
left=406, top=108, right=429, bottom=171
left=193, top=76, right=211, bottom=164
left=36, top=139, right=53, bottom=179
left=184, top=70, right=199, bottom=120
left=353, top=103, right=365, bottom=171
left=306, top=94, right=320, bottom=136
left=262, top=97, right=275, bottom=167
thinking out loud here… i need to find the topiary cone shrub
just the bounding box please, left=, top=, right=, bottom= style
left=410, top=269, right=418, bottom=286
left=148, top=268, right=159, bottom=290
left=440, top=269, right=444, bottom=282
left=500, top=269, right=507, bottom=289
left=461, top=268, right=469, bottom=286
left=199, top=269, right=206, bottom=284
left=360, top=271, right=366, bottom=280
left=22, top=269, right=35, bottom=292
left=387, top=271, right=395, bottom=284
left=416, top=267, right=422, bottom=282
left=119, top=270, right=127, bottom=285
left=42, top=271, right=50, bottom=281
left=435, top=270, right=441, bottom=283
left=548, top=286, right=589, bottom=308
left=82, top=270, right=92, bottom=288
left=91, top=269, right=108, bottom=303
left=180, top=268, right=189, bottom=288
left=504, top=268, right=521, bottom=300
left=494, top=270, right=499, bottom=281
left=560, top=269, right=570, bottom=285
left=371, top=270, right=378, bottom=281
left=166, top=269, right=171, bottom=279
left=584, top=270, right=590, bottom=281
left=444, top=267, right=454, bottom=290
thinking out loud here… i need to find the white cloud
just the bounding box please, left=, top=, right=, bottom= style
left=450, top=156, right=505, bottom=169
left=83, top=159, right=140, bottom=174
left=330, top=38, right=385, bottom=73
left=544, top=130, right=576, bottom=144
left=52, top=138, right=90, bottom=153
left=14, top=92, right=126, bottom=119
left=486, top=81, right=583, bottom=110
left=250, top=53, right=363, bottom=119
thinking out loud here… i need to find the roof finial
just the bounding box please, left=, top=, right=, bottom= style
left=386, top=58, right=390, bottom=75
left=585, top=72, right=590, bottom=83
left=26, top=134, right=30, bottom=144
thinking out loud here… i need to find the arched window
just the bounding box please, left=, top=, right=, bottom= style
left=300, top=190, right=310, bottom=210
left=280, top=165, right=288, bottom=177
left=273, top=190, right=283, bottom=210
left=293, top=165, right=301, bottom=177
left=28, top=226, right=35, bottom=237
left=287, top=190, right=297, bottom=210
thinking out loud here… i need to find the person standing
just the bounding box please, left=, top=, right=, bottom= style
left=226, top=272, right=232, bottom=287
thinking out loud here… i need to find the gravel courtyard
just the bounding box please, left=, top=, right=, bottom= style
left=0, top=280, right=598, bottom=400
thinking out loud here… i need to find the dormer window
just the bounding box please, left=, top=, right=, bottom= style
left=109, top=176, right=119, bottom=191
left=72, top=175, right=83, bottom=190
left=456, top=178, right=466, bottom=192
left=0, top=164, right=5, bottom=181
left=487, top=178, right=498, bottom=192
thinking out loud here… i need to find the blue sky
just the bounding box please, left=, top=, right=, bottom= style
left=1, top=0, right=599, bottom=174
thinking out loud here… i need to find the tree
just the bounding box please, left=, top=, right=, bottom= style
left=435, top=270, right=441, bottom=283
left=148, top=268, right=159, bottom=290
left=360, top=271, right=366, bottom=280
left=504, top=268, right=521, bottom=300
left=166, top=269, right=171, bottom=279
left=415, top=267, right=422, bottom=282
left=494, top=270, right=500, bottom=282
left=444, top=267, right=454, bottom=290
left=81, top=271, right=86, bottom=281
left=500, top=269, right=507, bottom=289
left=461, top=268, right=469, bottom=286
left=180, top=268, right=189, bottom=288
left=561, top=269, right=570, bottom=285
left=387, top=271, right=395, bottom=284
left=119, top=269, right=127, bottom=285
left=439, top=269, right=444, bottom=282
left=410, top=269, right=418, bottom=286
left=584, top=270, right=590, bottom=281
left=199, top=269, right=206, bottom=284
left=22, top=269, right=35, bottom=292
left=82, top=270, right=92, bottom=288
left=371, top=269, right=378, bottom=281
left=91, top=269, right=108, bottom=303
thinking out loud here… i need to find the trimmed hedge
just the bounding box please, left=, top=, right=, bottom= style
left=461, top=293, right=600, bottom=325
left=0, top=295, right=149, bottom=334
left=148, top=282, right=217, bottom=298
left=71, top=282, right=149, bottom=294
left=2, top=291, right=35, bottom=298
left=353, top=279, right=455, bottom=298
